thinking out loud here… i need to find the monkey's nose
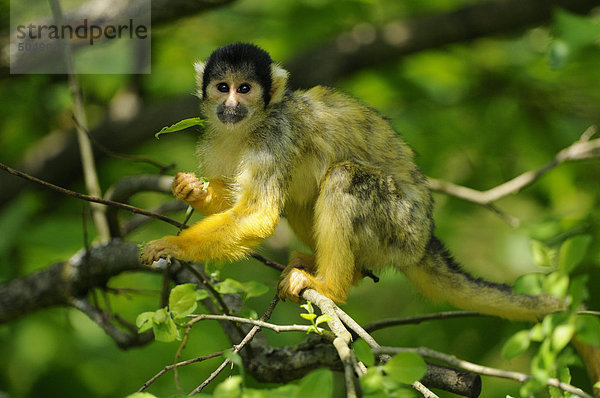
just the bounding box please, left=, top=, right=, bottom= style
left=225, top=92, right=238, bottom=107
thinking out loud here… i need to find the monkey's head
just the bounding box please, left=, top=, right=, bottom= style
left=194, top=43, right=289, bottom=129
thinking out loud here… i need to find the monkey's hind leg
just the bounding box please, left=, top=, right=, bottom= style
left=279, top=163, right=366, bottom=304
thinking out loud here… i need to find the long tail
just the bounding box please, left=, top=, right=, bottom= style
left=403, top=236, right=565, bottom=321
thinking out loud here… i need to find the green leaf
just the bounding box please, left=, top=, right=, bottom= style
left=155, top=117, right=204, bottom=139
left=502, top=330, right=531, bottom=359
left=547, top=40, right=570, bottom=70
left=558, top=235, right=591, bottom=274
left=238, top=308, right=258, bottom=320
left=294, top=369, right=333, bottom=398
left=555, top=10, right=600, bottom=52
left=552, top=324, right=575, bottom=351
left=243, top=385, right=298, bottom=398
left=300, top=301, right=314, bottom=314
left=213, top=375, right=243, bottom=398
left=529, top=323, right=547, bottom=342
left=513, top=273, right=545, bottom=295
left=126, top=393, right=158, bottom=398
left=243, top=281, right=269, bottom=299
left=136, top=311, right=156, bottom=333
left=300, top=313, right=317, bottom=321
left=196, top=289, right=209, bottom=301
left=353, top=339, right=375, bottom=367
left=575, top=315, right=600, bottom=346
left=169, top=283, right=198, bottom=319
left=594, top=381, right=600, bottom=389
left=306, top=325, right=319, bottom=335
left=568, top=275, right=589, bottom=309
left=384, top=352, right=427, bottom=385
left=152, top=308, right=178, bottom=342
left=542, top=272, right=569, bottom=298
left=224, top=350, right=244, bottom=369
left=315, top=314, right=333, bottom=326
left=153, top=307, right=169, bottom=323
left=360, top=367, right=385, bottom=394
left=530, top=240, right=555, bottom=268
left=215, top=278, right=245, bottom=294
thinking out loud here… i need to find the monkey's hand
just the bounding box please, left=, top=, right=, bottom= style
left=140, top=236, right=182, bottom=265
left=172, top=172, right=208, bottom=205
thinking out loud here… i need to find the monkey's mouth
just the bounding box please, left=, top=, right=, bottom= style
left=217, top=104, right=247, bottom=124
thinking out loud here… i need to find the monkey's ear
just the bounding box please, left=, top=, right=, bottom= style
left=269, top=63, right=289, bottom=105
left=194, top=61, right=206, bottom=99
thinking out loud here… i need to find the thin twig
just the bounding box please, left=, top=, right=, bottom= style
left=363, top=311, right=484, bottom=333
left=72, top=115, right=175, bottom=173
left=174, top=325, right=192, bottom=393
left=185, top=313, right=331, bottom=336
left=137, top=351, right=224, bottom=392
left=0, top=162, right=184, bottom=229
left=188, top=294, right=280, bottom=395
left=48, top=0, right=109, bottom=240
left=250, top=252, right=286, bottom=272
left=427, top=126, right=600, bottom=206
left=412, top=380, right=439, bottom=398
left=180, top=262, right=231, bottom=315
left=376, top=346, right=592, bottom=398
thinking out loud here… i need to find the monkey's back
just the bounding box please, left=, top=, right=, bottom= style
left=283, top=86, right=434, bottom=268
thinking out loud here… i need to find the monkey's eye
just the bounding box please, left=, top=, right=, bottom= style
left=216, top=83, right=229, bottom=93
left=237, top=84, right=251, bottom=94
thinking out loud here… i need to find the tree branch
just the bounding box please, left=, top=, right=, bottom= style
left=302, top=289, right=361, bottom=398
left=187, top=294, right=280, bottom=395
left=427, top=126, right=600, bottom=224
left=286, top=0, right=599, bottom=88
left=0, top=239, right=146, bottom=324
left=0, top=162, right=185, bottom=229
left=71, top=296, right=153, bottom=349
left=376, top=346, right=593, bottom=398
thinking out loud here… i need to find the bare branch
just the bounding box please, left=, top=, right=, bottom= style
left=250, top=252, right=286, bottom=272
left=364, top=311, right=484, bottom=333
left=72, top=115, right=175, bottom=173
left=137, top=351, right=224, bottom=393
left=187, top=294, right=280, bottom=395
left=427, top=127, right=600, bottom=206
left=0, top=162, right=185, bottom=229
left=0, top=239, right=147, bottom=324
left=48, top=0, right=110, bottom=239
left=71, top=296, right=153, bottom=349
left=376, top=346, right=593, bottom=398
left=413, top=381, right=439, bottom=398
left=185, top=313, right=331, bottom=336
left=302, top=289, right=360, bottom=398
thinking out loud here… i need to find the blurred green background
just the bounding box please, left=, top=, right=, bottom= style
left=0, top=0, right=599, bottom=397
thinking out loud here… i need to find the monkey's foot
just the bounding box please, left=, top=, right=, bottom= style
left=172, top=172, right=208, bottom=204
left=140, top=237, right=181, bottom=265
left=278, top=265, right=313, bottom=303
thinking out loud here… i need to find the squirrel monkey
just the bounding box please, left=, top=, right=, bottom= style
left=141, top=42, right=565, bottom=322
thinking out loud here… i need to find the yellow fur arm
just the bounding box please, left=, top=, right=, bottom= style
left=172, top=172, right=233, bottom=215
left=141, top=191, right=280, bottom=264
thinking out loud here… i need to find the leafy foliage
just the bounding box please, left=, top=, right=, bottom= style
left=299, top=301, right=332, bottom=335
left=503, top=232, right=598, bottom=396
